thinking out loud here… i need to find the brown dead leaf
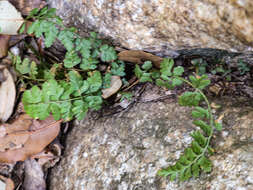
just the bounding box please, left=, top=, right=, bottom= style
left=1, top=114, right=32, bottom=135
left=0, top=66, right=16, bottom=122
left=102, top=75, right=122, bottom=99
left=23, top=159, right=46, bottom=190
left=118, top=50, right=163, bottom=68
left=0, top=116, right=62, bottom=163
left=0, top=132, right=29, bottom=152
left=0, top=35, right=10, bottom=58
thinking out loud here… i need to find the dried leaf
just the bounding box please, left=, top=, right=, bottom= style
left=0, top=1, right=24, bottom=35
left=102, top=76, right=122, bottom=99
left=0, top=66, right=16, bottom=122
left=0, top=35, right=10, bottom=58
left=0, top=132, right=29, bottom=152
left=2, top=114, right=32, bottom=134
left=0, top=116, right=62, bottom=163
left=118, top=50, right=163, bottom=68
left=23, top=159, right=46, bottom=190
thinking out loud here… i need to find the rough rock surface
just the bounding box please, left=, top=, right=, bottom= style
left=48, top=0, right=253, bottom=53
left=49, top=85, right=253, bottom=190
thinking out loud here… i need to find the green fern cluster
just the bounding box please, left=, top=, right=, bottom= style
left=14, top=7, right=222, bottom=181
left=15, top=7, right=126, bottom=121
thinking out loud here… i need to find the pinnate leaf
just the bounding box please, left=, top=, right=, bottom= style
left=141, top=61, right=152, bottom=71
left=85, top=96, right=102, bottom=110
left=58, top=30, right=75, bottom=51
left=22, top=86, right=42, bottom=104
left=193, top=120, right=212, bottom=136
left=64, top=50, right=81, bottom=68
left=160, top=58, right=174, bottom=77
left=100, top=44, right=117, bottom=62
left=173, top=66, right=184, bottom=76
left=87, top=71, right=102, bottom=93
left=192, top=107, right=209, bottom=119
left=178, top=92, right=203, bottom=107
left=72, top=100, right=88, bottom=120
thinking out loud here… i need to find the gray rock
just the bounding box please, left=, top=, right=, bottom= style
left=47, top=0, right=253, bottom=53
left=49, top=85, right=253, bottom=190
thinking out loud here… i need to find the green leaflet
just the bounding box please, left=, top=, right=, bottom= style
left=75, top=38, right=92, bottom=59
left=111, top=61, right=126, bottom=76
left=191, top=131, right=207, bottom=147
left=64, top=50, right=81, bottom=68
left=85, top=96, right=103, bottom=110
left=72, top=100, right=88, bottom=120
left=192, top=107, right=210, bottom=119
left=178, top=92, right=203, bottom=107
left=22, top=86, right=42, bottom=104
left=134, top=64, right=152, bottom=82
left=142, top=61, right=152, bottom=71
left=44, top=24, right=58, bottom=48
left=60, top=102, right=73, bottom=121
left=193, top=120, right=212, bottom=136
left=87, top=71, right=102, bottom=93
left=80, top=58, right=98, bottom=71
left=14, top=56, right=38, bottom=79
left=173, top=66, right=184, bottom=76
left=103, top=73, right=112, bottom=89
left=189, top=75, right=211, bottom=90
left=160, top=58, right=174, bottom=77
left=58, top=30, right=75, bottom=51
left=100, top=44, right=117, bottom=62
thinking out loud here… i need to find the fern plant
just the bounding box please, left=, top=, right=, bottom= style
left=134, top=58, right=222, bottom=181
left=14, top=7, right=222, bottom=181
left=15, top=7, right=126, bottom=121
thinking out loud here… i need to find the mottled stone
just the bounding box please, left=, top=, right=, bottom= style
left=48, top=0, right=253, bottom=53
left=49, top=85, right=253, bottom=190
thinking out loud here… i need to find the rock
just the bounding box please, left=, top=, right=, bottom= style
left=48, top=0, right=253, bottom=53
left=49, top=84, right=253, bottom=190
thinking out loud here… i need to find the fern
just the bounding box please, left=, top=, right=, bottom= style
left=134, top=58, right=221, bottom=181
left=15, top=7, right=222, bottom=181
left=15, top=7, right=125, bottom=121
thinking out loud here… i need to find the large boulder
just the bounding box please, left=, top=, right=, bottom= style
left=48, top=0, right=253, bottom=53
left=49, top=84, right=253, bottom=190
